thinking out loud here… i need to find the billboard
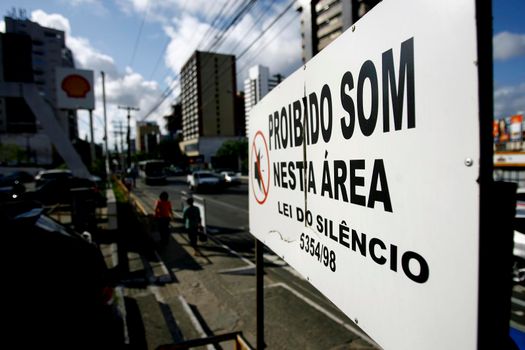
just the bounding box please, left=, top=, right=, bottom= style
left=55, top=67, right=95, bottom=110
left=249, top=0, right=483, bottom=349
left=494, top=114, right=523, bottom=144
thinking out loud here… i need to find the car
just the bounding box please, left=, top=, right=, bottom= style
left=34, top=169, right=73, bottom=187
left=187, top=170, right=223, bottom=192
left=0, top=170, right=35, bottom=184
left=2, top=200, right=124, bottom=348
left=0, top=173, right=27, bottom=200
left=21, top=176, right=105, bottom=206
left=220, top=171, right=242, bottom=185
left=165, top=165, right=187, bottom=176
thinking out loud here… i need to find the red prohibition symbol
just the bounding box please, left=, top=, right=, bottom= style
left=251, top=130, right=270, bottom=204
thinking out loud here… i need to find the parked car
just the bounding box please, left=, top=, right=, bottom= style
left=2, top=200, right=124, bottom=348
left=220, top=171, right=242, bottom=185
left=34, top=169, right=73, bottom=187
left=187, top=170, right=223, bottom=192
left=21, top=176, right=105, bottom=206
left=0, top=170, right=35, bottom=184
left=0, top=173, right=27, bottom=199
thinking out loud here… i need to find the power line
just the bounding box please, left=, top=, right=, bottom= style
left=238, top=8, right=299, bottom=73
left=227, top=0, right=275, bottom=54
left=148, top=0, right=192, bottom=80
left=142, top=0, right=297, bottom=122
left=196, top=0, right=237, bottom=51
left=129, top=0, right=150, bottom=68
left=237, top=0, right=295, bottom=59
left=205, top=0, right=257, bottom=53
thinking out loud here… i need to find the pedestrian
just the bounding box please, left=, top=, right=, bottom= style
left=154, top=191, right=173, bottom=245
left=183, top=197, right=202, bottom=256
left=127, top=164, right=138, bottom=188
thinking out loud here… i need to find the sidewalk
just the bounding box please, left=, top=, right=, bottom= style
left=100, top=185, right=256, bottom=350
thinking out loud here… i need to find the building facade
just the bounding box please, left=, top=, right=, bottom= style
left=298, top=0, right=380, bottom=62
left=179, top=51, right=238, bottom=163
left=0, top=15, right=77, bottom=165
left=243, top=65, right=284, bottom=136
left=136, top=121, right=160, bottom=153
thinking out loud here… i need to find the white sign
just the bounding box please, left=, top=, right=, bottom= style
left=55, top=68, right=95, bottom=110
left=249, top=0, right=481, bottom=349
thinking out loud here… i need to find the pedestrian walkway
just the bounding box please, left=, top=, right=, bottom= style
left=101, top=185, right=256, bottom=349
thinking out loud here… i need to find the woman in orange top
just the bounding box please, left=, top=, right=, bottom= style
left=154, top=191, right=173, bottom=245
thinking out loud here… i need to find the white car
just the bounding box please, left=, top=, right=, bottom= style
left=220, top=171, right=241, bottom=185
left=187, top=171, right=222, bottom=192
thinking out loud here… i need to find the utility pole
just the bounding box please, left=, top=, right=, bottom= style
left=88, top=109, right=95, bottom=166
left=118, top=105, right=139, bottom=168
left=101, top=71, right=109, bottom=180
left=113, top=120, right=125, bottom=173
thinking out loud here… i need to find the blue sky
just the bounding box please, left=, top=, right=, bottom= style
left=0, top=0, right=523, bottom=143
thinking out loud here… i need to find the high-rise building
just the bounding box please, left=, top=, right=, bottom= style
left=179, top=51, right=238, bottom=163
left=298, top=0, right=380, bottom=62
left=0, top=15, right=77, bottom=165
left=136, top=121, right=160, bottom=153
left=243, top=65, right=284, bottom=135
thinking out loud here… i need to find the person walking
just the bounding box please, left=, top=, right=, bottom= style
left=183, top=197, right=202, bottom=256
left=154, top=191, right=173, bottom=245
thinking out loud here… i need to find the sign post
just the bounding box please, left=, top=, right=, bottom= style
left=249, top=0, right=496, bottom=348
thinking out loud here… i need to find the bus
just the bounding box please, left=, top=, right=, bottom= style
left=138, top=160, right=167, bottom=184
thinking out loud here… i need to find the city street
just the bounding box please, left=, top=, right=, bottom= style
left=117, top=176, right=525, bottom=349
left=120, top=176, right=379, bottom=349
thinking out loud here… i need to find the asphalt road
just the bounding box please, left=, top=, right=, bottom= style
left=128, top=176, right=379, bottom=349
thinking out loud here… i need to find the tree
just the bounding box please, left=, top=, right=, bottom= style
left=215, top=139, right=248, bottom=173
left=157, top=138, right=186, bottom=166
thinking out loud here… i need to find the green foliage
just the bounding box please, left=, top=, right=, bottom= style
left=157, top=139, right=186, bottom=165
left=112, top=181, right=128, bottom=203
left=216, top=139, right=248, bottom=173
left=0, top=143, right=26, bottom=164
left=216, top=139, right=248, bottom=158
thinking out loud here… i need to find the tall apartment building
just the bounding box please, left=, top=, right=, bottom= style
left=179, top=51, right=238, bottom=163
left=298, top=0, right=380, bottom=62
left=243, top=65, right=284, bottom=135
left=136, top=121, right=160, bottom=153
left=0, top=15, right=77, bottom=164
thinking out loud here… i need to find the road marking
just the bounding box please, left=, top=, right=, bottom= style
left=178, top=295, right=216, bottom=350
left=205, top=234, right=255, bottom=267
left=266, top=282, right=378, bottom=347
left=115, top=286, right=130, bottom=345
left=263, top=253, right=305, bottom=280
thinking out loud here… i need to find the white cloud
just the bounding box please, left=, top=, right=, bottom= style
left=118, top=0, right=230, bottom=23
left=494, top=82, right=525, bottom=118
left=161, top=3, right=302, bottom=90
left=31, top=9, right=72, bottom=35
left=163, top=15, right=211, bottom=73
left=0, top=20, right=5, bottom=33
left=494, top=31, right=525, bottom=61
left=30, top=10, right=171, bottom=146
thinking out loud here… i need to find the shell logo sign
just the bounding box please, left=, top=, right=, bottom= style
left=61, top=74, right=91, bottom=98
left=55, top=68, right=95, bottom=110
